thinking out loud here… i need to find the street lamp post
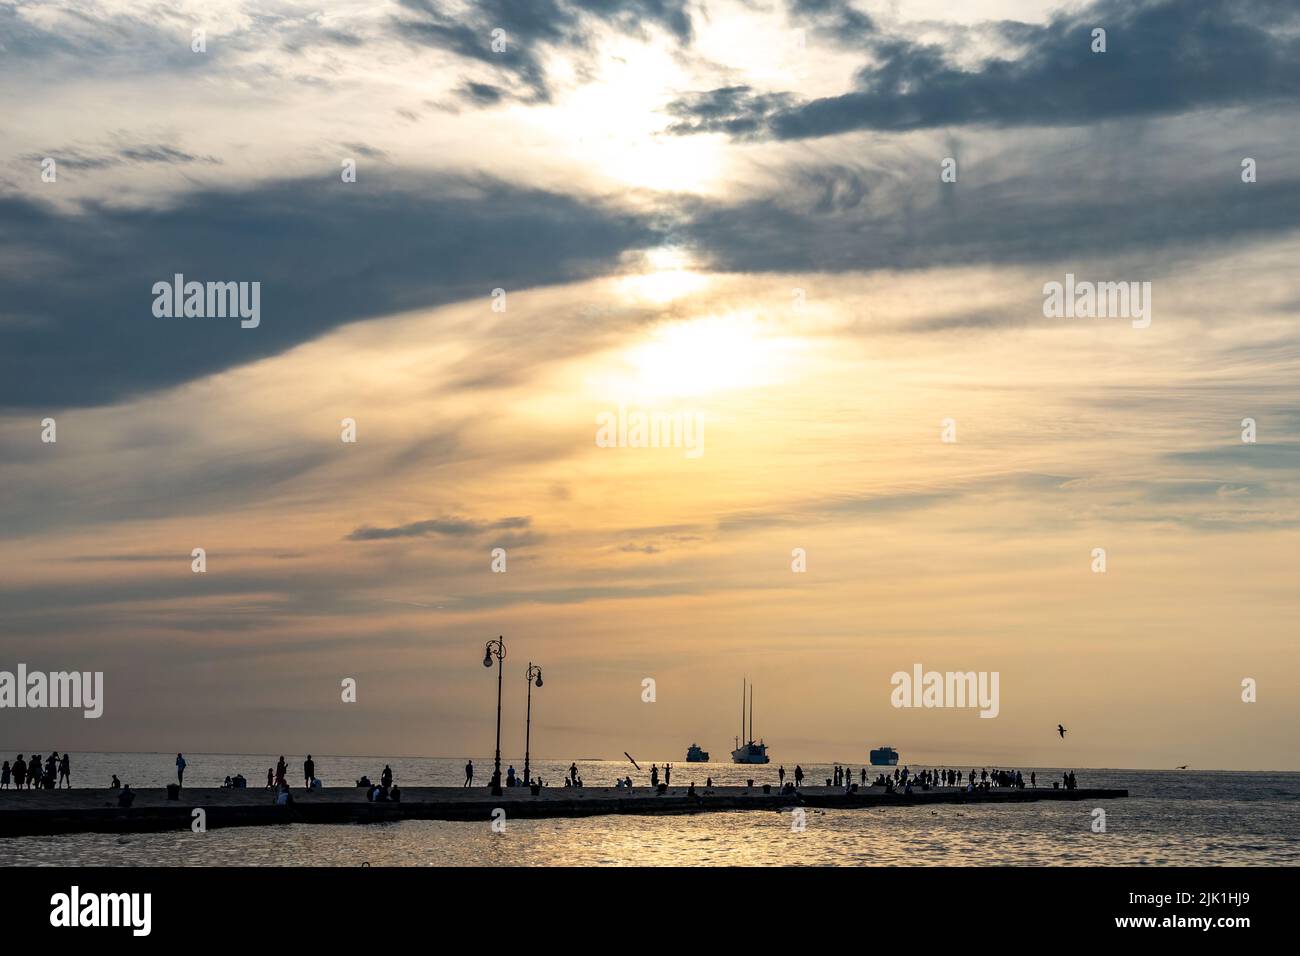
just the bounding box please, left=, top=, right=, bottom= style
left=482, top=636, right=506, bottom=796
left=523, top=663, right=543, bottom=788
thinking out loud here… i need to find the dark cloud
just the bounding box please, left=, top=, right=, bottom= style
left=341, top=142, right=388, bottom=159
left=1167, top=443, right=1300, bottom=471
left=668, top=0, right=1300, bottom=140
left=347, top=516, right=532, bottom=540
left=458, top=81, right=507, bottom=106
left=393, top=0, right=693, bottom=104
left=675, top=166, right=1300, bottom=276
left=19, top=143, right=222, bottom=170
left=0, top=175, right=661, bottom=408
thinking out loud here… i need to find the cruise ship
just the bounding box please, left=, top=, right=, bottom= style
left=870, top=745, right=900, bottom=766
left=730, top=679, right=770, bottom=764
left=685, top=743, right=709, bottom=762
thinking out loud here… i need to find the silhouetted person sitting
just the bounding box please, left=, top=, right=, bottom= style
left=118, top=785, right=135, bottom=808
left=110, top=775, right=121, bottom=790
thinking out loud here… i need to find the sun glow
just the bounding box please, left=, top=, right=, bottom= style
left=617, top=312, right=790, bottom=400
left=618, top=247, right=710, bottom=303
left=540, top=40, right=726, bottom=193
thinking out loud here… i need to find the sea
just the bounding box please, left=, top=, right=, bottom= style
left=0, top=753, right=1296, bottom=866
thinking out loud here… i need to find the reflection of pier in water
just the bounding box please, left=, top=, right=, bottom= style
left=0, top=784, right=1129, bottom=837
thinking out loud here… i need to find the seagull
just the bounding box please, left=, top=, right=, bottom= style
left=1057, top=724, right=1067, bottom=738
left=1176, top=765, right=1188, bottom=770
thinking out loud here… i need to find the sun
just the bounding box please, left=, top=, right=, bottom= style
left=620, top=312, right=786, bottom=399
left=618, top=247, right=710, bottom=303
left=539, top=39, right=727, bottom=194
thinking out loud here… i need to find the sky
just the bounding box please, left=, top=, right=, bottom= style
left=1, top=0, right=1298, bottom=770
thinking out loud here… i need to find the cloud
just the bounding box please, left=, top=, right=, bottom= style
left=0, top=174, right=661, bottom=408
left=392, top=0, right=693, bottom=104
left=676, top=164, right=1300, bottom=276
left=347, top=515, right=532, bottom=540
left=667, top=0, right=1300, bottom=140
left=20, top=142, right=222, bottom=170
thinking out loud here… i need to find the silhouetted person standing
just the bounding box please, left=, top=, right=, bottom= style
left=176, top=753, right=186, bottom=787
left=778, top=765, right=785, bottom=786
left=59, top=752, right=70, bottom=788
left=304, top=755, right=315, bottom=789
left=464, top=760, right=474, bottom=786
left=794, top=765, right=804, bottom=788
left=381, top=765, right=393, bottom=789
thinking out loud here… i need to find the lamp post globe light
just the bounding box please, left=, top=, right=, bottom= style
left=483, top=636, right=506, bottom=796
left=523, top=663, right=543, bottom=788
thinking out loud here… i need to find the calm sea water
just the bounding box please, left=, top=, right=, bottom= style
left=1, top=753, right=1296, bottom=866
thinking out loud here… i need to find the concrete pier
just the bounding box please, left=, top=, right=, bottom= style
left=0, top=785, right=1128, bottom=837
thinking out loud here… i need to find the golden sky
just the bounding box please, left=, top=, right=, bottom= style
left=2, top=0, right=1298, bottom=769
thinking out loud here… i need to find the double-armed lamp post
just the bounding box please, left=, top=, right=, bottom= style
left=482, top=636, right=506, bottom=795
left=523, top=663, right=543, bottom=786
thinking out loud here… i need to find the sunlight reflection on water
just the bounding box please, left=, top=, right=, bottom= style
left=3, top=760, right=1296, bottom=866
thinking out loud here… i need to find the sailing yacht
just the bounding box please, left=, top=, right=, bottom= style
left=730, top=679, right=770, bottom=764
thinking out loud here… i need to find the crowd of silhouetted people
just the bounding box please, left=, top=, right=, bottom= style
left=356, top=761, right=402, bottom=802
left=1, top=752, right=72, bottom=789
left=1, top=754, right=1086, bottom=799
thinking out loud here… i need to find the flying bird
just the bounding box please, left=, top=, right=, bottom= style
left=1057, top=724, right=1067, bottom=738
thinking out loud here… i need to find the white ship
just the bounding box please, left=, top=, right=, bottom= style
left=730, top=679, right=770, bottom=764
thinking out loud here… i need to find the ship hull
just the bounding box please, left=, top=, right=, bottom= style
left=731, top=749, right=770, bottom=765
